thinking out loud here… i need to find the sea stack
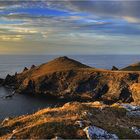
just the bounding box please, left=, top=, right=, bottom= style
left=111, top=66, right=119, bottom=71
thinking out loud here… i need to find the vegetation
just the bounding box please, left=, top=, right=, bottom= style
left=0, top=102, right=140, bottom=139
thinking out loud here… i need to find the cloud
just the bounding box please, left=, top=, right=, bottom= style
left=0, top=35, right=23, bottom=41
left=0, top=0, right=140, bottom=54
left=123, top=16, right=140, bottom=23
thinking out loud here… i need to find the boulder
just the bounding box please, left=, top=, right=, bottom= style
left=83, top=125, right=119, bottom=139
left=132, top=126, right=140, bottom=136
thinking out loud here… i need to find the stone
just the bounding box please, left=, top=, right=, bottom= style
left=131, top=126, right=140, bottom=136
left=111, top=66, right=119, bottom=71
left=83, top=125, right=119, bottom=139
left=75, top=121, right=84, bottom=128
left=23, top=67, right=28, bottom=72
left=126, top=111, right=140, bottom=118
left=121, top=104, right=140, bottom=111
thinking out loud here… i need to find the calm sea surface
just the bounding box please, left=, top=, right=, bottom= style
left=0, top=55, right=140, bottom=119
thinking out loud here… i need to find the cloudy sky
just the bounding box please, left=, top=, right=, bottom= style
left=0, top=0, right=140, bottom=54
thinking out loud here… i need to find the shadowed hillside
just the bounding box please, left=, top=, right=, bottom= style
left=121, top=62, right=140, bottom=71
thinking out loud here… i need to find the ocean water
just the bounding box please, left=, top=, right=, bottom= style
left=0, top=55, right=140, bottom=120
left=0, top=55, right=140, bottom=78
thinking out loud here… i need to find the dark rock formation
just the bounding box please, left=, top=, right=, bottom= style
left=31, top=65, right=36, bottom=69
left=0, top=78, right=4, bottom=86
left=3, top=74, right=16, bottom=86
left=111, top=66, right=119, bottom=70
left=23, top=67, right=28, bottom=72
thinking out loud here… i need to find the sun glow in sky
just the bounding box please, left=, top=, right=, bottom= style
left=0, top=0, right=140, bottom=54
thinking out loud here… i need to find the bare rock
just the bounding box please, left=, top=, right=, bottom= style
left=83, top=125, right=119, bottom=139
left=132, top=126, right=140, bottom=136
left=31, top=65, right=36, bottom=69
left=112, top=66, right=119, bottom=71
left=23, top=67, right=28, bottom=72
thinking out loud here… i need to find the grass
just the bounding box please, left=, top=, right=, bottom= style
left=0, top=102, right=140, bottom=139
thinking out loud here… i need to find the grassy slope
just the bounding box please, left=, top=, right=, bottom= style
left=0, top=102, right=140, bottom=139
left=121, top=62, right=140, bottom=71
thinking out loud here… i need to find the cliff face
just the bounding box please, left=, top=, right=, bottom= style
left=5, top=56, right=140, bottom=104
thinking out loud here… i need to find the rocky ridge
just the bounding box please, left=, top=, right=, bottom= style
left=1, top=56, right=140, bottom=105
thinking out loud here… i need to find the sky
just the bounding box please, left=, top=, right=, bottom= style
left=0, top=0, right=140, bottom=55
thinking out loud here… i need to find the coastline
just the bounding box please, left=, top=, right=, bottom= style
left=0, top=56, right=140, bottom=139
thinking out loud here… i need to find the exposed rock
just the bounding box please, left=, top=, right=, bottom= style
left=75, top=120, right=91, bottom=128
left=132, top=126, right=140, bottom=136
left=121, top=104, right=140, bottom=111
left=3, top=74, right=16, bottom=86
left=126, top=111, right=140, bottom=118
left=75, top=121, right=84, bottom=128
left=3, top=56, right=140, bottom=104
left=83, top=125, right=119, bottom=139
left=112, top=66, right=119, bottom=71
left=0, top=102, right=139, bottom=139
left=23, top=67, right=28, bottom=72
left=120, top=104, right=140, bottom=118
left=31, top=65, right=36, bottom=69
left=119, top=87, right=133, bottom=103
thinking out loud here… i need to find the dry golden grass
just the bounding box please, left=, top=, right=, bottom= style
left=0, top=102, right=140, bottom=139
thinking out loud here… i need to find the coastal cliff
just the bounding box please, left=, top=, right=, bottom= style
left=3, top=56, right=140, bottom=105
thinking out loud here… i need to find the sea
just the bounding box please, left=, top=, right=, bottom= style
left=0, top=55, right=140, bottom=120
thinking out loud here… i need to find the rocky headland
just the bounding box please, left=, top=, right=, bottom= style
left=0, top=56, right=140, bottom=139
left=1, top=56, right=140, bottom=105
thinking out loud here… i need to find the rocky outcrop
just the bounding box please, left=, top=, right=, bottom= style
left=111, top=66, right=119, bottom=71
left=31, top=65, right=36, bottom=69
left=83, top=125, right=119, bottom=139
left=23, top=67, right=28, bottom=72
left=3, top=74, right=16, bottom=87
left=2, top=56, right=140, bottom=104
